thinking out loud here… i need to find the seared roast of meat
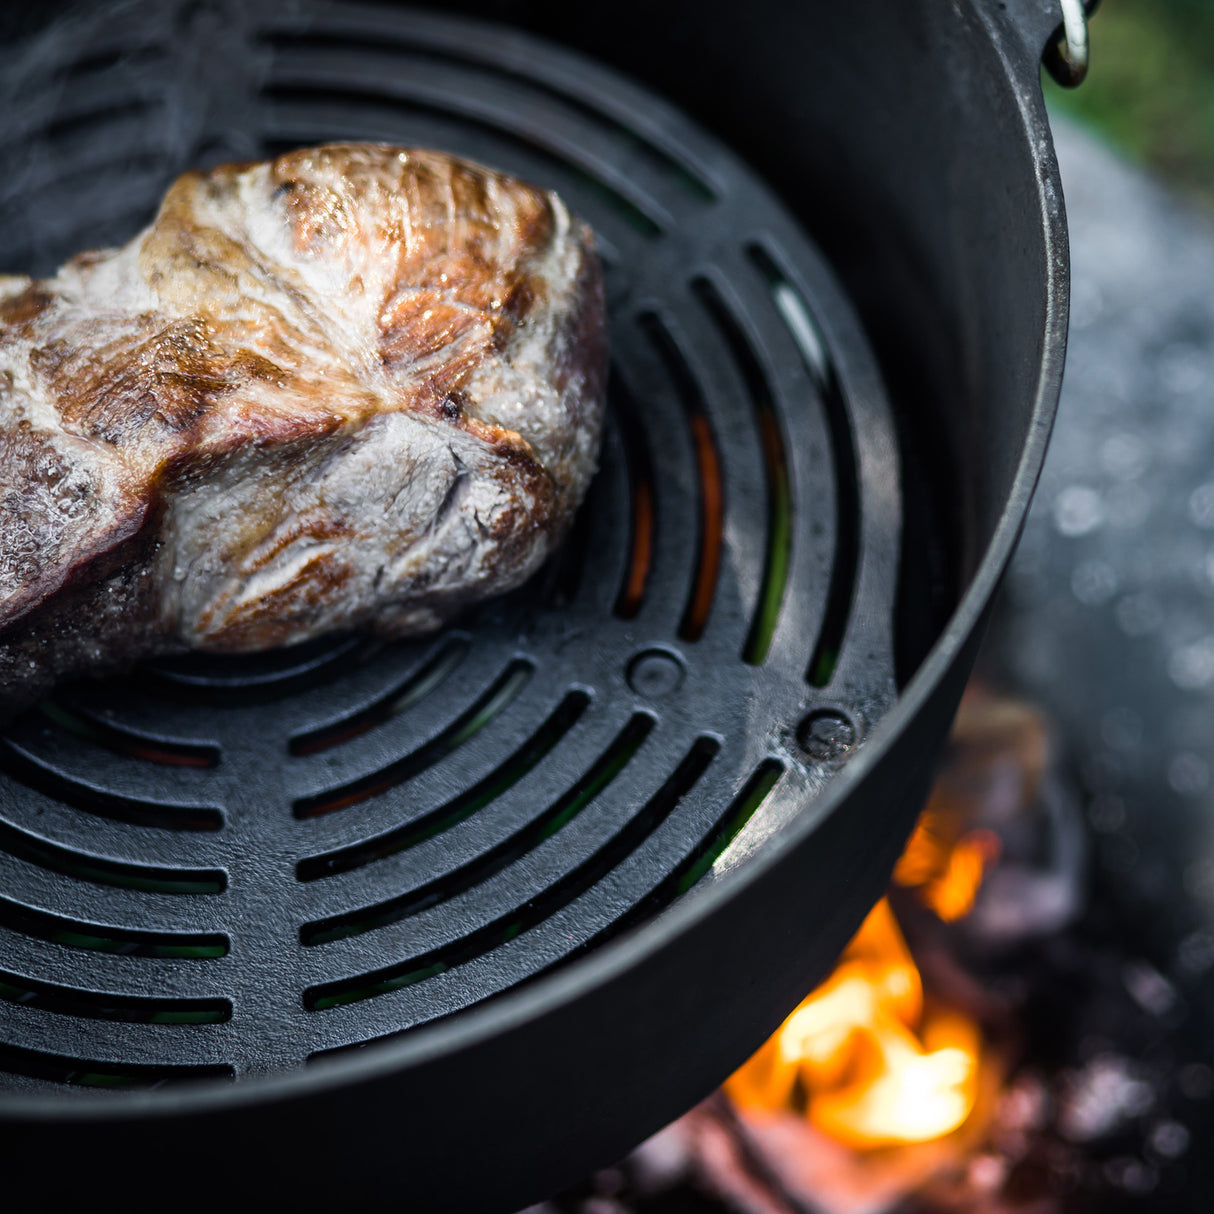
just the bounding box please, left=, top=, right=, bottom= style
left=0, top=144, right=606, bottom=720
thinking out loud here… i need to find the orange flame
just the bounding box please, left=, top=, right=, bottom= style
left=726, top=899, right=981, bottom=1148
left=724, top=693, right=1038, bottom=1162
left=894, top=814, right=1001, bottom=922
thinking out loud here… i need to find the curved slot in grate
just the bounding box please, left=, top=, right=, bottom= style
left=138, top=633, right=367, bottom=702
left=11, top=159, right=165, bottom=258
left=0, top=820, right=225, bottom=895
left=302, top=714, right=657, bottom=1007
left=288, top=636, right=470, bottom=757
left=37, top=99, right=155, bottom=148
left=0, top=971, right=230, bottom=1025
left=671, top=759, right=786, bottom=893
left=259, top=28, right=718, bottom=203
left=748, top=243, right=861, bottom=687
left=639, top=313, right=725, bottom=643
left=0, top=740, right=222, bottom=833
left=0, top=6, right=904, bottom=1090
left=0, top=49, right=161, bottom=152
left=611, top=371, right=657, bottom=620
left=13, top=110, right=164, bottom=204
left=301, top=711, right=653, bottom=950
left=29, top=93, right=157, bottom=155
left=563, top=758, right=787, bottom=969
left=35, top=702, right=219, bottom=769
left=691, top=276, right=794, bottom=665
left=292, top=659, right=534, bottom=818
left=261, top=84, right=663, bottom=239
left=305, top=732, right=722, bottom=1037
left=297, top=690, right=591, bottom=882
left=0, top=1042, right=232, bottom=1089
left=0, top=897, right=226, bottom=959
left=59, top=45, right=159, bottom=81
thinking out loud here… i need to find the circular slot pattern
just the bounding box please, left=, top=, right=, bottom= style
left=0, top=4, right=899, bottom=1089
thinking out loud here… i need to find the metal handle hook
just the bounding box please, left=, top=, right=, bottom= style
left=1044, top=0, right=1093, bottom=87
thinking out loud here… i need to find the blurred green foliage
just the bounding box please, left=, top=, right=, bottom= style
left=1044, top=0, right=1214, bottom=208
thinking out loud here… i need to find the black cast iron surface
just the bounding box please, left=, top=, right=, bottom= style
left=0, top=0, right=902, bottom=1085
left=0, top=0, right=1067, bottom=1207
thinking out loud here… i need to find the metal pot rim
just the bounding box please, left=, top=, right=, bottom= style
left=0, top=0, right=1068, bottom=1127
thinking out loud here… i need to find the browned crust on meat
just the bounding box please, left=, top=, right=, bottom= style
left=0, top=143, right=606, bottom=717
left=193, top=547, right=359, bottom=650
left=0, top=284, right=53, bottom=326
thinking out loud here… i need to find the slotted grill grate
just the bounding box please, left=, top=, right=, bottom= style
left=0, top=3, right=900, bottom=1092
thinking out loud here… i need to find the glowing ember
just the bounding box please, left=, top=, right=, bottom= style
left=727, top=899, right=981, bottom=1149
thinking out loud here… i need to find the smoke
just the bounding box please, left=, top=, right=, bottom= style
left=0, top=0, right=301, bottom=274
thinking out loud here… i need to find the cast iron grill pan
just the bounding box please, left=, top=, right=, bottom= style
left=0, top=3, right=900, bottom=1093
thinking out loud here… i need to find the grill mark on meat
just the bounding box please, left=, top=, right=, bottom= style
left=36, top=318, right=233, bottom=445
left=239, top=515, right=356, bottom=575
left=196, top=544, right=358, bottom=651
left=0, top=144, right=605, bottom=716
